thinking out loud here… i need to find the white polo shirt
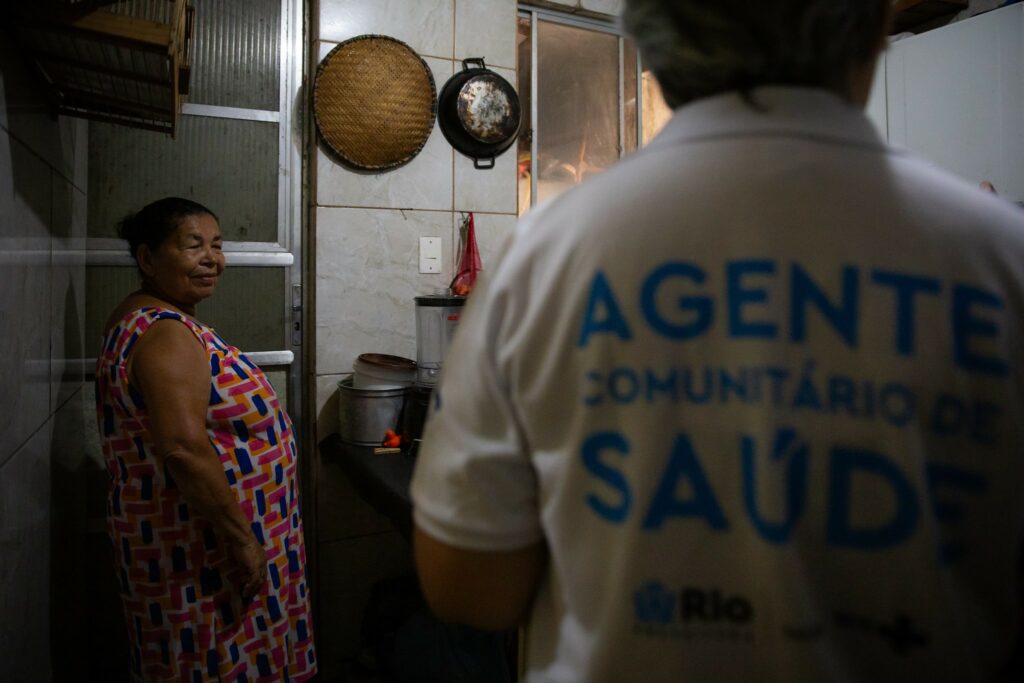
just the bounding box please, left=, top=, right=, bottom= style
left=411, top=87, right=1024, bottom=682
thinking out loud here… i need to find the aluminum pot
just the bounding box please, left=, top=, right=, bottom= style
left=437, top=58, right=522, bottom=169
left=337, top=377, right=406, bottom=446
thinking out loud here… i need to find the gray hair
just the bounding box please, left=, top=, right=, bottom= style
left=621, top=0, right=890, bottom=108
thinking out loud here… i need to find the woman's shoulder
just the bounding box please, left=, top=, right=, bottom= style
left=103, top=293, right=156, bottom=334
left=104, top=295, right=200, bottom=334
left=99, top=301, right=212, bottom=387
left=101, top=296, right=208, bottom=356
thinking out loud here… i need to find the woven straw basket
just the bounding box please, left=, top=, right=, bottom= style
left=314, top=35, right=437, bottom=172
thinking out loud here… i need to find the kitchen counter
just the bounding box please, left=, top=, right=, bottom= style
left=318, top=433, right=416, bottom=539
left=318, top=433, right=518, bottom=681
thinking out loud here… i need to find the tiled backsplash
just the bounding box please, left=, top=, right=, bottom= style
left=319, top=0, right=456, bottom=59
left=311, top=2, right=622, bottom=675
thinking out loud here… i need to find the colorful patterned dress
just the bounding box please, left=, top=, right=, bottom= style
left=96, top=307, right=316, bottom=682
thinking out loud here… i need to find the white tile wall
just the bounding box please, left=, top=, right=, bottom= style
left=455, top=0, right=517, bottom=69
left=313, top=3, right=526, bottom=433
left=316, top=55, right=455, bottom=211
left=315, top=207, right=452, bottom=376
left=311, top=0, right=530, bottom=666
left=319, top=0, right=455, bottom=59
left=0, top=135, right=53, bottom=467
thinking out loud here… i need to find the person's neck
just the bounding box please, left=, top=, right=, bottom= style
left=846, top=43, right=886, bottom=108
left=139, top=281, right=197, bottom=317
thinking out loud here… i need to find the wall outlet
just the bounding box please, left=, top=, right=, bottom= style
left=419, top=236, right=442, bottom=273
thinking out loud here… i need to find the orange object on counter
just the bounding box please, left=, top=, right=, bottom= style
left=382, top=429, right=402, bottom=448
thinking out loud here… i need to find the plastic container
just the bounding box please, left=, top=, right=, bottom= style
left=337, top=377, right=406, bottom=446
left=352, top=353, right=417, bottom=389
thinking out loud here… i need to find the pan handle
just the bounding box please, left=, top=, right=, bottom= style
left=473, top=156, right=495, bottom=170
left=462, top=57, right=487, bottom=71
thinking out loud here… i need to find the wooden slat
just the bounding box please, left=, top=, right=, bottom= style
left=33, top=50, right=172, bottom=87
left=893, top=0, right=967, bottom=11
left=57, top=84, right=175, bottom=118
left=67, top=11, right=173, bottom=48
left=57, top=107, right=173, bottom=134
left=14, top=1, right=192, bottom=135
left=24, top=11, right=173, bottom=54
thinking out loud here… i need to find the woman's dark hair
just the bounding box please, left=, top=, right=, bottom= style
left=118, top=197, right=219, bottom=261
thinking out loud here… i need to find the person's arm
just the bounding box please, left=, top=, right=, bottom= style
left=130, top=319, right=266, bottom=598
left=414, top=525, right=547, bottom=630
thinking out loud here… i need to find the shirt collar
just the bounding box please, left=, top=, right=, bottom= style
left=654, top=86, right=886, bottom=152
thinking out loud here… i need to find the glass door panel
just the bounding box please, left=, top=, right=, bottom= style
left=535, top=20, right=620, bottom=205
left=85, top=266, right=286, bottom=358
left=83, top=0, right=304, bottom=427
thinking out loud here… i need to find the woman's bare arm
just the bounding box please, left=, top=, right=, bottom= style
left=130, top=319, right=266, bottom=597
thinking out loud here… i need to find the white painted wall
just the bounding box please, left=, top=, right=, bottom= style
left=886, top=3, right=1023, bottom=201
left=868, top=4, right=1023, bottom=201
left=865, top=52, right=889, bottom=139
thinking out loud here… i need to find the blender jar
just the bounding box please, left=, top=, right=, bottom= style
left=414, top=294, right=465, bottom=385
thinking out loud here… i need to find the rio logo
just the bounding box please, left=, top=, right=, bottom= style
left=634, top=581, right=754, bottom=626
left=681, top=587, right=753, bottom=623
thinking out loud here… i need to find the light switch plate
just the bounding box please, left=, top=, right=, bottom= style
left=419, top=236, right=442, bottom=273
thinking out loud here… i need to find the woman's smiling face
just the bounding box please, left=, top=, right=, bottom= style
left=138, top=212, right=225, bottom=311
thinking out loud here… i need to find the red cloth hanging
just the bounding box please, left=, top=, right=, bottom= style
left=450, top=212, right=482, bottom=296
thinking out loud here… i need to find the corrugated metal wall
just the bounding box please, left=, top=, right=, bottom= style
left=88, top=116, right=279, bottom=241
left=190, top=0, right=281, bottom=110
left=87, top=0, right=283, bottom=242
left=102, top=0, right=176, bottom=23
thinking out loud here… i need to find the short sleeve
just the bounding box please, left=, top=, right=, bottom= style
left=409, top=272, right=544, bottom=552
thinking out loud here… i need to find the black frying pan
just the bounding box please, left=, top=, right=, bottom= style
left=437, top=58, right=522, bottom=169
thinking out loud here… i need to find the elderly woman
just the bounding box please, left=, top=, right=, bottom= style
left=411, top=1, right=1024, bottom=681
left=96, top=198, right=316, bottom=681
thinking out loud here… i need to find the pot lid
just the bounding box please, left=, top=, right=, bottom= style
left=313, top=35, right=436, bottom=171
left=355, top=353, right=416, bottom=370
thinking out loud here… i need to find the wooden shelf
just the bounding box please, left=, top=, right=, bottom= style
left=893, top=0, right=969, bottom=34
left=12, top=0, right=195, bottom=135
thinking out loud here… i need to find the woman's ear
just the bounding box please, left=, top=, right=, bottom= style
left=136, top=244, right=156, bottom=278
